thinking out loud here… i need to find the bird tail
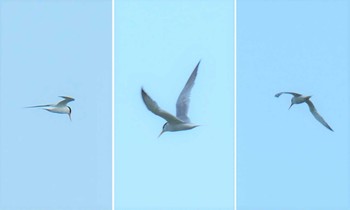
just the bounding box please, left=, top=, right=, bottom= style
left=305, top=96, right=312, bottom=100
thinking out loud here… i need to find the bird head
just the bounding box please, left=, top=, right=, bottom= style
left=158, top=123, right=168, bottom=137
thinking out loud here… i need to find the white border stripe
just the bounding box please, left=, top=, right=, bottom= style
left=111, top=0, right=115, bottom=209
left=234, top=0, right=237, bottom=209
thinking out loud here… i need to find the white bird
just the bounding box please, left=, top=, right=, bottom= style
left=26, top=96, right=75, bottom=121
left=275, top=92, right=333, bottom=131
left=141, top=60, right=201, bottom=137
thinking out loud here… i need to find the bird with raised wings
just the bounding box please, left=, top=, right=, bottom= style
left=141, top=61, right=201, bottom=137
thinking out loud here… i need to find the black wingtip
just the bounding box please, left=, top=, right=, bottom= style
left=197, top=59, right=201, bottom=67
left=192, top=60, right=201, bottom=73
left=141, top=87, right=148, bottom=99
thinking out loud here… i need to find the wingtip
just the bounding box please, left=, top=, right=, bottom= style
left=59, top=96, right=75, bottom=101
left=141, top=87, right=149, bottom=100
left=197, top=59, right=201, bottom=67
left=192, top=60, right=201, bottom=73
left=275, top=92, right=282, bottom=98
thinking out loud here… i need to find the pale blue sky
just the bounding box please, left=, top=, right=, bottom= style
left=0, top=1, right=111, bottom=210
left=238, top=0, right=350, bottom=209
left=2, top=0, right=349, bottom=210
left=115, top=0, right=234, bottom=209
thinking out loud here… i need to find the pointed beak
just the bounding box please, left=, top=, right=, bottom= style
left=158, top=130, right=165, bottom=138
left=288, top=103, right=293, bottom=110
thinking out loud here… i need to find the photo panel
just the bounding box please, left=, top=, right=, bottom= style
left=0, top=1, right=112, bottom=209
left=237, top=0, right=350, bottom=209
left=115, top=0, right=234, bottom=209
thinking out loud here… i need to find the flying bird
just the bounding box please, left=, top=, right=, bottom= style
left=275, top=92, right=333, bottom=131
left=141, top=60, right=201, bottom=137
left=26, top=96, right=75, bottom=121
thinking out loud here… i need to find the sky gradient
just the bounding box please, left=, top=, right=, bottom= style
left=2, top=0, right=350, bottom=210
left=0, top=1, right=112, bottom=209
left=115, top=0, right=234, bottom=209
left=237, top=0, right=350, bottom=209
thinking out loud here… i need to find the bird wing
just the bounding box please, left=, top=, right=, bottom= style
left=275, top=92, right=302, bottom=98
left=306, top=100, right=333, bottom=131
left=176, top=60, right=200, bottom=122
left=56, top=96, right=75, bottom=106
left=141, top=88, right=184, bottom=124
left=25, top=104, right=52, bottom=108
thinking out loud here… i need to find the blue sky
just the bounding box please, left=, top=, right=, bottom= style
left=0, top=1, right=111, bottom=210
left=238, top=0, right=350, bottom=209
left=2, top=0, right=349, bottom=210
left=115, top=0, right=234, bottom=209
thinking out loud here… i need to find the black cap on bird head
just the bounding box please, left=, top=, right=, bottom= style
left=68, top=106, right=72, bottom=121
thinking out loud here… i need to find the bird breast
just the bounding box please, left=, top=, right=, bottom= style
left=292, top=96, right=309, bottom=104
left=165, top=123, right=199, bottom=132
left=45, top=106, right=70, bottom=114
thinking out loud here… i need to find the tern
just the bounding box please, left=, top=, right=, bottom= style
left=275, top=92, right=333, bottom=131
left=141, top=60, right=201, bottom=137
left=26, top=96, right=75, bottom=121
